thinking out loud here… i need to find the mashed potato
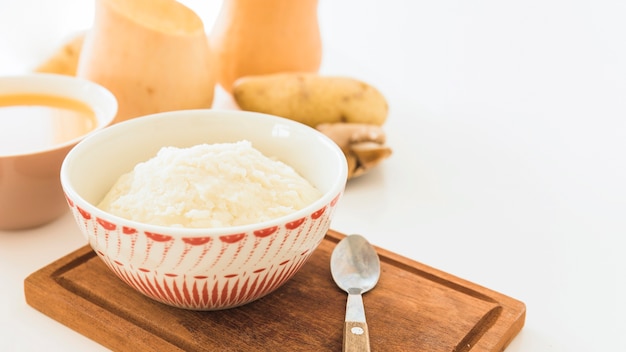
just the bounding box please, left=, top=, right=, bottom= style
left=97, top=141, right=322, bottom=228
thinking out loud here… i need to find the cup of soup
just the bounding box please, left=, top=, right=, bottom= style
left=0, top=73, right=117, bottom=230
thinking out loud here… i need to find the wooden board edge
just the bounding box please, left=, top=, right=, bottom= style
left=23, top=246, right=181, bottom=352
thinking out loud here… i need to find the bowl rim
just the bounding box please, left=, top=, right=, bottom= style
left=0, top=73, right=118, bottom=158
left=61, top=108, right=348, bottom=237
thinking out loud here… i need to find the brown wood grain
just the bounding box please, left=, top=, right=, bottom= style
left=24, top=230, right=525, bottom=351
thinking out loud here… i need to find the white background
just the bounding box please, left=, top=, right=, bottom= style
left=2, top=0, right=626, bottom=351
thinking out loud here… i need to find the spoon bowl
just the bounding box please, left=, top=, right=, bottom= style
left=330, top=234, right=381, bottom=352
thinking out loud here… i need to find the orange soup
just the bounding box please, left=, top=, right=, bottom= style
left=0, top=93, right=97, bottom=155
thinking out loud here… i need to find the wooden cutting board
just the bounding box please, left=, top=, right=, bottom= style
left=24, top=230, right=525, bottom=351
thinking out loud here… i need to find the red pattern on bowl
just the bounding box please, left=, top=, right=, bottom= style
left=66, top=192, right=341, bottom=310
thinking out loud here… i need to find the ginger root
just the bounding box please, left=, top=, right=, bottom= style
left=316, top=123, right=392, bottom=179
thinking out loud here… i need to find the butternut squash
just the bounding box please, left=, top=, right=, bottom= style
left=35, top=31, right=85, bottom=76
left=77, top=0, right=216, bottom=123
left=209, top=0, right=322, bottom=93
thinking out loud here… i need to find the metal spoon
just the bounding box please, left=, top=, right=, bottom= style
left=330, top=234, right=381, bottom=352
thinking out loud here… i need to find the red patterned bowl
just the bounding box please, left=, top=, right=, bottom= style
left=60, top=109, right=348, bottom=310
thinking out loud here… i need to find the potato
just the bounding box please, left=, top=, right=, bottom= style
left=34, top=31, right=86, bottom=76
left=232, top=73, right=388, bottom=127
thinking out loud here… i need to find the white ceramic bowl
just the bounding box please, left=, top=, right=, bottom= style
left=60, top=109, right=348, bottom=310
left=0, top=73, right=117, bottom=230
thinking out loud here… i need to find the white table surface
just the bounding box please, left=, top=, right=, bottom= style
left=2, top=0, right=626, bottom=351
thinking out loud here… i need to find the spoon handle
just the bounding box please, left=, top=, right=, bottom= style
left=343, top=293, right=371, bottom=352
left=344, top=321, right=370, bottom=352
